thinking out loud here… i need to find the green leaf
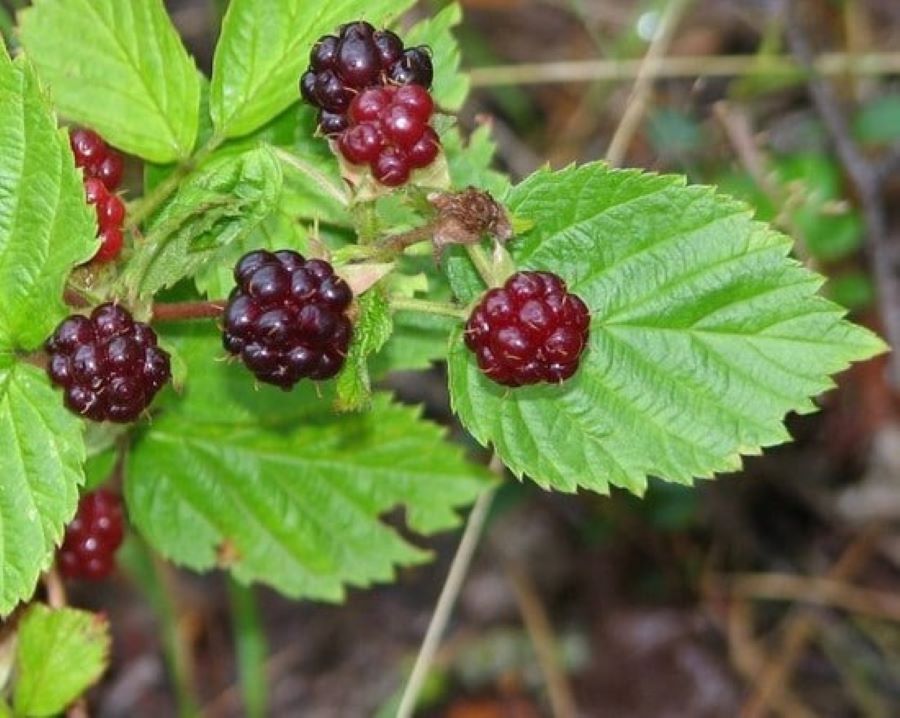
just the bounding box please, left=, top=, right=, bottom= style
left=0, top=49, right=95, bottom=351
left=405, top=3, right=469, bottom=112
left=126, top=327, right=490, bottom=601
left=210, top=0, right=415, bottom=139
left=0, top=361, right=85, bottom=614
left=122, top=146, right=283, bottom=298
left=335, top=290, right=393, bottom=411
left=19, top=0, right=201, bottom=163
left=449, top=163, right=886, bottom=495
left=13, top=604, right=110, bottom=717
left=444, top=124, right=510, bottom=198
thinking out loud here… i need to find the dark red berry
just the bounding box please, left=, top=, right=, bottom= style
left=45, top=304, right=171, bottom=422
left=349, top=87, right=392, bottom=123
left=372, top=147, right=411, bottom=187
left=338, top=123, right=384, bottom=165
left=58, top=490, right=125, bottom=581
left=223, top=250, right=354, bottom=390
left=98, top=194, right=126, bottom=229
left=408, top=127, right=440, bottom=169
left=70, top=127, right=124, bottom=191
left=464, top=271, right=591, bottom=387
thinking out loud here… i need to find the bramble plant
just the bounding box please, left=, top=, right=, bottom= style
left=0, top=0, right=886, bottom=714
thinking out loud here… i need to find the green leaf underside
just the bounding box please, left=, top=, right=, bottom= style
left=405, top=3, right=469, bottom=112
left=0, top=362, right=84, bottom=614
left=449, top=163, right=886, bottom=495
left=0, top=49, right=96, bottom=351
left=127, top=328, right=489, bottom=602
left=20, top=0, right=201, bottom=163
left=210, top=0, right=415, bottom=139
left=123, top=146, right=283, bottom=298
left=13, top=604, right=110, bottom=717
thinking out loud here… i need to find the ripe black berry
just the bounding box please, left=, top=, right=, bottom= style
left=299, top=21, right=434, bottom=137
left=58, top=490, right=124, bottom=581
left=464, top=271, right=591, bottom=387
left=223, top=250, right=354, bottom=389
left=46, top=304, right=171, bottom=422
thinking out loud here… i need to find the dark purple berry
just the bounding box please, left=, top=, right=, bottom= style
left=58, top=490, right=125, bottom=581
left=318, top=110, right=350, bottom=136
left=223, top=251, right=354, bottom=390
left=335, top=24, right=380, bottom=88
left=45, top=304, right=171, bottom=423
left=310, top=35, right=339, bottom=71
left=464, top=271, right=591, bottom=387
left=389, top=47, right=434, bottom=88
left=374, top=30, right=404, bottom=68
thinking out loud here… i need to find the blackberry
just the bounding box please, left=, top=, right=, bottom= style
left=84, top=177, right=126, bottom=263
left=299, top=21, right=434, bottom=136
left=338, top=84, right=441, bottom=187
left=70, top=128, right=124, bottom=191
left=46, top=304, right=171, bottom=423
left=464, top=271, right=591, bottom=387
left=223, top=250, right=353, bottom=389
left=58, top=490, right=125, bottom=581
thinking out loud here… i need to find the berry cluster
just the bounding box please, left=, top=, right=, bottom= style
left=299, top=21, right=440, bottom=185
left=70, top=128, right=126, bottom=263
left=339, top=85, right=440, bottom=186
left=223, top=250, right=354, bottom=390
left=46, top=304, right=172, bottom=423
left=58, top=490, right=125, bottom=581
left=464, top=271, right=591, bottom=387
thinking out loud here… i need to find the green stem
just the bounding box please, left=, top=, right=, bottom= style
left=127, top=134, right=225, bottom=230
left=391, top=297, right=468, bottom=321
left=272, top=147, right=349, bottom=208
left=227, top=580, right=268, bottom=718
left=466, top=244, right=498, bottom=287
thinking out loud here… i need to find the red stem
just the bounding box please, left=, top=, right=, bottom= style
left=151, top=301, right=226, bottom=322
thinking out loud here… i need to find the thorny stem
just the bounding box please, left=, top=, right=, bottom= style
left=390, top=297, right=468, bottom=321
left=127, top=134, right=225, bottom=230
left=378, top=223, right=436, bottom=255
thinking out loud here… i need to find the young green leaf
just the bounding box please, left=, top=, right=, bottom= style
left=209, top=0, right=415, bottom=138
left=13, top=604, right=110, bottom=717
left=0, top=48, right=95, bottom=351
left=0, top=361, right=85, bottom=614
left=20, top=0, right=201, bottom=163
left=335, top=290, right=394, bottom=411
left=126, top=328, right=490, bottom=602
left=444, top=124, right=511, bottom=198
left=405, top=3, right=469, bottom=112
left=449, top=163, right=886, bottom=495
left=122, top=146, right=283, bottom=298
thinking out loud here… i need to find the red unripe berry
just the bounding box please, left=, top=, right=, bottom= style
left=349, top=87, right=392, bottom=123
left=465, top=271, right=591, bottom=387
left=70, top=129, right=105, bottom=168
left=408, top=127, right=440, bottom=169
left=381, top=103, right=426, bottom=148
left=373, top=147, right=411, bottom=187
left=338, top=123, right=384, bottom=165
left=96, top=153, right=124, bottom=191
left=95, top=228, right=124, bottom=263
left=395, top=84, right=434, bottom=121
left=99, top=194, right=126, bottom=229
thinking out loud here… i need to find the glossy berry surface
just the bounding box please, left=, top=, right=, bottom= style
left=84, top=177, right=126, bottom=263
left=223, top=250, right=354, bottom=390
left=70, top=128, right=124, bottom=191
left=464, top=271, right=591, bottom=387
left=338, top=84, right=441, bottom=186
left=45, top=304, right=171, bottom=423
left=58, top=490, right=125, bottom=581
left=299, top=21, right=433, bottom=136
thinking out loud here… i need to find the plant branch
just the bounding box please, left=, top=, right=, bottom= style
left=467, top=52, right=900, bottom=87
left=378, top=224, right=435, bottom=255
left=390, top=297, right=468, bottom=321
left=151, top=301, right=225, bottom=323
left=466, top=244, right=498, bottom=287
left=272, top=147, right=350, bottom=207
left=396, top=486, right=496, bottom=718
left=781, top=1, right=900, bottom=386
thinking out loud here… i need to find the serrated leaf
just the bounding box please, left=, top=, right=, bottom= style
left=335, top=290, right=393, bottom=411
left=405, top=3, right=469, bottom=112
left=0, top=361, right=84, bottom=614
left=19, top=0, right=201, bottom=163
left=0, top=49, right=96, bottom=351
left=126, top=327, right=490, bottom=601
left=449, top=163, right=886, bottom=495
left=122, top=147, right=283, bottom=298
left=13, top=604, right=109, bottom=716
left=444, top=124, right=510, bottom=198
left=210, top=0, right=415, bottom=139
